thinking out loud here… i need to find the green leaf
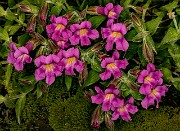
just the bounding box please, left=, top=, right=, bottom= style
left=4, top=95, right=16, bottom=108
left=131, top=91, right=144, bottom=100
left=5, top=64, right=13, bottom=88
left=160, top=27, right=180, bottom=45
left=18, top=33, right=31, bottom=46
left=138, top=46, right=147, bottom=66
left=91, top=59, right=103, bottom=72
left=36, top=84, right=43, bottom=99
left=0, top=26, right=9, bottom=41
left=65, top=75, right=73, bottom=91
left=176, top=8, right=180, bottom=15
left=0, top=5, right=6, bottom=16
left=161, top=0, right=179, bottom=12
left=146, top=35, right=157, bottom=54
left=125, top=42, right=139, bottom=59
left=89, top=15, right=106, bottom=28
left=146, top=12, right=165, bottom=35
left=8, top=0, right=16, bottom=8
left=168, top=43, right=180, bottom=71
left=83, top=70, right=100, bottom=87
left=125, top=29, right=137, bottom=41
left=0, top=95, right=5, bottom=104
left=15, top=95, right=26, bottom=124
left=121, top=90, right=131, bottom=98
left=8, top=25, right=22, bottom=35
left=5, top=8, right=17, bottom=21
left=50, top=5, right=63, bottom=16
left=161, top=67, right=172, bottom=83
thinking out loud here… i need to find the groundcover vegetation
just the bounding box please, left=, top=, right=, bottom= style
left=0, top=0, right=180, bottom=130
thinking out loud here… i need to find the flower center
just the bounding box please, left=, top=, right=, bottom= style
left=119, top=106, right=127, bottom=112
left=105, top=93, right=114, bottom=100
left=79, top=29, right=87, bottom=36
left=111, top=32, right=121, bottom=38
left=107, top=63, right=116, bottom=70
left=45, top=64, right=54, bottom=72
left=67, top=57, right=76, bottom=65
left=57, top=41, right=65, bottom=46
left=108, top=11, right=115, bottom=16
left=20, top=54, right=27, bottom=59
left=151, top=89, right=158, bottom=96
left=55, top=24, right=65, bottom=30
left=144, top=76, right=152, bottom=83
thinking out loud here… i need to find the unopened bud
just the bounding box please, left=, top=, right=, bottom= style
left=129, top=69, right=140, bottom=77
left=87, top=6, right=104, bottom=15
left=91, top=105, right=101, bottom=128
left=79, top=63, right=88, bottom=86
left=130, top=82, right=139, bottom=91
left=84, top=90, right=93, bottom=101
left=167, top=11, right=175, bottom=19
left=96, top=52, right=107, bottom=60
left=142, top=42, right=154, bottom=63
left=90, top=42, right=105, bottom=53
left=105, top=112, right=114, bottom=131
left=25, top=41, right=34, bottom=52
left=48, top=39, right=59, bottom=54
left=130, top=13, right=142, bottom=27
left=63, top=11, right=75, bottom=20
left=26, top=15, right=36, bottom=34
left=38, top=2, right=49, bottom=29
left=17, top=4, right=32, bottom=12
left=130, top=6, right=143, bottom=14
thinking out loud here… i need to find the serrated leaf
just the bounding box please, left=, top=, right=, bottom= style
left=131, top=91, right=143, bottom=100
left=5, top=64, right=13, bottom=88
left=36, top=84, right=43, bottom=99
left=168, top=43, right=180, bottom=71
left=89, top=15, right=106, bottom=28
left=146, top=35, right=157, bottom=54
left=83, top=70, right=100, bottom=87
left=5, top=8, right=17, bottom=21
left=50, top=5, right=63, bottom=16
left=161, top=27, right=180, bottom=45
left=161, top=67, right=172, bottom=83
left=161, top=0, right=179, bottom=12
left=146, top=12, right=165, bottom=35
left=0, top=95, right=5, bottom=104
left=0, top=26, right=9, bottom=41
left=65, top=75, right=73, bottom=91
left=91, top=59, right=103, bottom=72
left=15, top=95, right=26, bottom=124
left=0, top=5, right=6, bottom=16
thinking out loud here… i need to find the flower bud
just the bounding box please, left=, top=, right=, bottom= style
left=63, top=11, right=75, bottom=20
left=142, top=42, right=154, bottom=63
left=105, top=112, right=114, bottom=131
left=38, top=2, right=49, bottom=29
left=79, top=64, right=88, bottom=86
left=130, top=5, right=143, bottom=14
left=130, top=82, right=139, bottom=91
left=91, top=105, right=101, bottom=128
left=84, top=90, right=93, bottom=101
left=48, top=39, right=59, bottom=54
left=26, top=15, right=36, bottom=34
left=17, top=4, right=32, bottom=12
left=90, top=42, right=105, bottom=53
left=87, top=6, right=104, bottom=15
left=25, top=41, right=34, bottom=52
left=130, top=13, right=142, bottom=27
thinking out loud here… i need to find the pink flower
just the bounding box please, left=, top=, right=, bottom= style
left=69, top=21, right=99, bottom=46
left=111, top=97, right=138, bottom=121
left=34, top=54, right=63, bottom=85
left=46, top=15, right=72, bottom=41
left=138, top=63, right=163, bottom=86
left=104, top=3, right=123, bottom=19
left=58, top=47, right=84, bottom=75
left=91, top=84, right=121, bottom=111
left=101, top=23, right=129, bottom=51
left=100, top=50, right=128, bottom=81
left=140, top=84, right=168, bottom=109
left=7, top=42, right=33, bottom=71
left=54, top=37, right=69, bottom=49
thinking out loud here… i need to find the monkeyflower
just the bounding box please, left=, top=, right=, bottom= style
left=34, top=54, right=63, bottom=85
left=100, top=50, right=128, bottom=81
left=104, top=3, right=123, bottom=19
left=69, top=21, right=99, bottom=46
left=46, top=15, right=72, bottom=40
left=101, top=23, right=129, bottom=51
left=7, top=42, right=33, bottom=71
left=111, top=97, right=138, bottom=121
left=91, top=84, right=121, bottom=111
left=54, top=37, right=69, bottom=49
left=138, top=63, right=163, bottom=86
left=58, top=47, right=84, bottom=75
left=139, top=84, right=168, bottom=109
left=91, top=105, right=101, bottom=128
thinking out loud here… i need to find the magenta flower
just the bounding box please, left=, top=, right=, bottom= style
left=69, top=21, right=99, bottom=46
left=100, top=50, right=128, bottom=81
left=54, top=37, right=69, bottom=49
left=91, top=84, right=121, bottom=111
left=111, top=97, right=138, bottom=121
left=58, top=47, right=84, bottom=75
left=104, top=3, right=123, bottom=19
left=140, top=84, right=168, bottom=109
left=138, top=63, right=163, bottom=86
left=101, top=23, right=129, bottom=51
left=7, top=42, right=33, bottom=71
left=46, top=15, right=72, bottom=41
left=34, top=54, right=63, bottom=85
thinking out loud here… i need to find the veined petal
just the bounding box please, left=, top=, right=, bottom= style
left=112, top=50, right=120, bottom=60
left=88, top=29, right=99, bottom=40
left=137, top=70, right=149, bottom=83
left=100, top=70, right=111, bottom=81
left=46, top=74, right=55, bottom=85
left=102, top=100, right=111, bottom=111
left=80, top=21, right=92, bottom=29
left=9, top=42, right=17, bottom=51
left=35, top=67, right=45, bottom=81
left=139, top=84, right=152, bottom=95
left=115, top=59, right=128, bottom=69
left=111, top=110, right=120, bottom=120
left=70, top=24, right=80, bottom=32
left=141, top=96, right=154, bottom=109
left=74, top=60, right=84, bottom=72
left=101, top=28, right=111, bottom=38
left=69, top=34, right=80, bottom=45
left=80, top=36, right=91, bottom=46
left=147, top=63, right=155, bottom=72
left=14, top=60, right=24, bottom=71
left=91, top=94, right=104, bottom=104
left=116, top=37, right=129, bottom=51
left=55, top=16, right=67, bottom=25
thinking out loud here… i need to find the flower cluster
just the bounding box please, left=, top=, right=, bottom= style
left=91, top=84, right=138, bottom=126
left=138, top=63, right=168, bottom=109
